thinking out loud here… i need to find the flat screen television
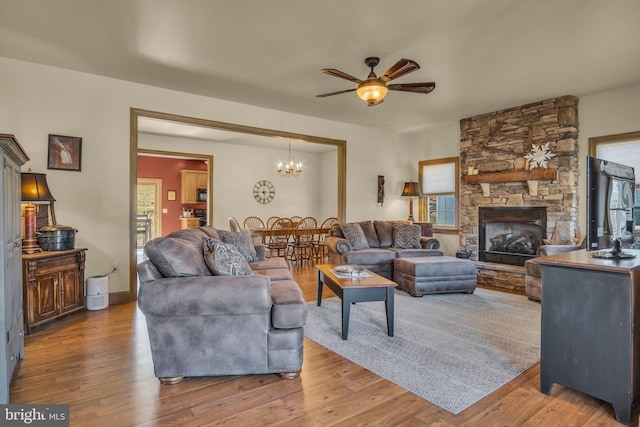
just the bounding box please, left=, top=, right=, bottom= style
left=586, top=156, right=636, bottom=251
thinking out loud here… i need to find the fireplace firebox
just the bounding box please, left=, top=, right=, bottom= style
left=478, top=207, right=546, bottom=266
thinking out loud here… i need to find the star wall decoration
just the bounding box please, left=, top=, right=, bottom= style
left=524, top=143, right=556, bottom=169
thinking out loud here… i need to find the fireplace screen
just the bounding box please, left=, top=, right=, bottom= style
left=478, top=207, right=546, bottom=266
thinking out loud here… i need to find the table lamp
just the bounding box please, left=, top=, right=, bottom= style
left=21, top=170, right=56, bottom=253
left=401, top=181, right=422, bottom=222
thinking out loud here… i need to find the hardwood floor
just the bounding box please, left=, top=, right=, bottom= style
left=10, top=265, right=633, bottom=426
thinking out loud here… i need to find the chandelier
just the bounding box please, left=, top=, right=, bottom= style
left=277, top=140, right=302, bottom=177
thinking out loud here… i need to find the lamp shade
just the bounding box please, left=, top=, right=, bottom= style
left=21, top=172, right=56, bottom=202
left=401, top=181, right=422, bottom=197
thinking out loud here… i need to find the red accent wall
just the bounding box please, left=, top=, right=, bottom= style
left=137, top=156, right=207, bottom=235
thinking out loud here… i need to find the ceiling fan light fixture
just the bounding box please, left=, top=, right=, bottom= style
left=317, top=57, right=433, bottom=105
left=356, top=78, right=388, bottom=105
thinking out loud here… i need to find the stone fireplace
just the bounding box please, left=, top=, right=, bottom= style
left=478, top=206, right=546, bottom=266
left=459, top=95, right=579, bottom=292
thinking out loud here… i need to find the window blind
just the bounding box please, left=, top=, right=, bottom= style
left=422, top=162, right=455, bottom=194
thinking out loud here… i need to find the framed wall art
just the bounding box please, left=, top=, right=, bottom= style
left=167, top=190, right=176, bottom=201
left=48, top=134, right=82, bottom=171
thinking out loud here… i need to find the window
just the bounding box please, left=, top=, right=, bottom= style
left=418, top=157, right=459, bottom=232
left=589, top=131, right=640, bottom=229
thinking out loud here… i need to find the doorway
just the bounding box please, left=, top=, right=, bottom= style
left=136, top=178, right=162, bottom=248
left=130, top=108, right=347, bottom=301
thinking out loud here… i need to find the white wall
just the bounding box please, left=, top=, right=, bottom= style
left=318, top=150, right=338, bottom=222
left=0, top=57, right=406, bottom=294
left=401, top=123, right=461, bottom=256
left=577, top=84, right=640, bottom=239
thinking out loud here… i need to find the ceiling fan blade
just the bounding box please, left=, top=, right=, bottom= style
left=380, top=59, right=420, bottom=82
left=387, top=82, right=436, bottom=94
left=316, top=88, right=357, bottom=98
left=320, top=68, right=363, bottom=84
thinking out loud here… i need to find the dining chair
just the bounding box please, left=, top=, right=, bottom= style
left=289, top=216, right=317, bottom=267
left=266, top=217, right=293, bottom=260
left=289, top=215, right=303, bottom=223
left=243, top=216, right=266, bottom=244
left=266, top=216, right=280, bottom=228
left=136, top=213, right=152, bottom=249
left=228, top=217, right=242, bottom=233
left=315, top=216, right=338, bottom=263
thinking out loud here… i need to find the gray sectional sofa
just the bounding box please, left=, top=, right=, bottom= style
left=326, top=220, right=442, bottom=279
left=137, top=226, right=306, bottom=384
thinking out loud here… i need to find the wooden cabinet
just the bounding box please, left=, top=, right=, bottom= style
left=0, top=134, right=29, bottom=404
left=22, top=249, right=87, bottom=335
left=180, top=170, right=207, bottom=203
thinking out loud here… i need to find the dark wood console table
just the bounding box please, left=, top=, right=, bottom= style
left=536, top=249, right=640, bottom=426
left=22, top=248, right=87, bottom=334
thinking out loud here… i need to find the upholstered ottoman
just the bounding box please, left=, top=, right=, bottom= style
left=393, top=256, right=477, bottom=296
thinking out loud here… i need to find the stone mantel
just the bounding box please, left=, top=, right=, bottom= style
left=464, top=168, right=557, bottom=184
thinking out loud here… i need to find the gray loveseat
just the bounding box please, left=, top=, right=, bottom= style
left=524, top=243, right=582, bottom=301
left=137, top=226, right=306, bottom=384
left=326, top=220, right=442, bottom=279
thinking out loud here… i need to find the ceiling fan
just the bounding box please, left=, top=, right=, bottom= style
left=316, top=57, right=435, bottom=106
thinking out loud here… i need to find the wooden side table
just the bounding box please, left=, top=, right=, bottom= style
left=316, top=264, right=397, bottom=340
left=412, top=222, right=433, bottom=237
left=22, top=248, right=87, bottom=334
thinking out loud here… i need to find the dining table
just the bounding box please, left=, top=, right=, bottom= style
left=250, top=226, right=330, bottom=239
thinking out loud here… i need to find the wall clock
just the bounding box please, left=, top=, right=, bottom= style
left=253, top=180, right=275, bottom=204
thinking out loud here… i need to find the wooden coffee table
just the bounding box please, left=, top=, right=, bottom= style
left=316, top=264, right=397, bottom=340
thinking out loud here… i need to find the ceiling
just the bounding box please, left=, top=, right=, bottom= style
left=2, top=0, right=640, bottom=134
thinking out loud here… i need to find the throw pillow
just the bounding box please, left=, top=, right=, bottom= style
left=392, top=223, right=422, bottom=249
left=340, top=223, right=370, bottom=250
left=217, top=229, right=259, bottom=262
left=203, top=237, right=253, bottom=276
left=144, top=237, right=212, bottom=277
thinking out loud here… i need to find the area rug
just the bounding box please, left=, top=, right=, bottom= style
left=304, top=288, right=541, bottom=414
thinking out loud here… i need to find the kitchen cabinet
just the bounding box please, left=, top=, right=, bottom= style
left=180, top=217, right=201, bottom=230
left=22, top=248, right=87, bottom=335
left=0, top=134, right=29, bottom=404
left=180, top=170, right=207, bottom=203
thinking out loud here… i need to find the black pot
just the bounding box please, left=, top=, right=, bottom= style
left=37, top=225, right=77, bottom=251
